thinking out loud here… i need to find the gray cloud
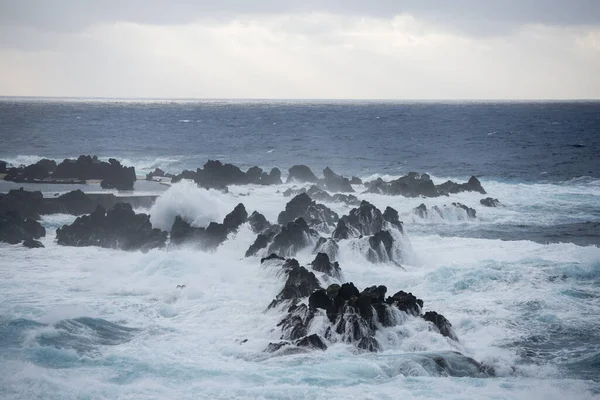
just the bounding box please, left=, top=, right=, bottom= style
left=1, top=0, right=599, bottom=34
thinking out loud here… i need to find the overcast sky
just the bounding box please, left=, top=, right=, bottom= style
left=0, top=0, right=599, bottom=99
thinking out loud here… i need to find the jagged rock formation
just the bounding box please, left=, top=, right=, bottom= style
left=480, top=197, right=501, bottom=207
left=277, top=193, right=339, bottom=233
left=365, top=173, right=486, bottom=197
left=0, top=211, right=46, bottom=245
left=172, top=160, right=282, bottom=189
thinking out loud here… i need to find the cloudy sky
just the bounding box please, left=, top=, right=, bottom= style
left=0, top=0, right=599, bottom=99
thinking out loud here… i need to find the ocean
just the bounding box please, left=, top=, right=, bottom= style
left=0, top=98, right=599, bottom=399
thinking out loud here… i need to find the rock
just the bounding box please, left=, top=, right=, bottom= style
left=23, top=238, right=44, bottom=248
left=53, top=156, right=136, bottom=189
left=332, top=193, right=361, bottom=206
left=245, top=226, right=280, bottom=257
left=145, top=168, right=174, bottom=181
left=278, top=193, right=339, bottom=232
left=0, top=160, right=7, bottom=173
left=308, top=289, right=332, bottom=311
left=56, top=203, right=167, bottom=251
left=247, top=211, right=270, bottom=234
left=414, top=203, right=428, bottom=218
left=0, top=211, right=46, bottom=244
left=386, top=290, right=423, bottom=316
left=357, top=336, right=380, bottom=352
left=423, top=311, right=457, bottom=340
left=0, top=188, right=44, bottom=219
left=50, top=190, right=95, bottom=215
left=269, top=263, right=321, bottom=308
left=171, top=203, right=247, bottom=249
left=296, top=334, right=327, bottom=350
left=310, top=252, right=342, bottom=279
left=383, top=206, right=403, bottom=231
left=268, top=218, right=320, bottom=257
left=306, top=185, right=333, bottom=202
left=287, top=165, right=318, bottom=183
left=437, top=176, right=486, bottom=195
left=332, top=200, right=386, bottom=240
left=3, top=159, right=57, bottom=182
left=451, top=202, right=476, bottom=218
left=323, top=167, right=354, bottom=193
left=260, top=253, right=285, bottom=264
left=480, top=197, right=501, bottom=207
left=388, top=173, right=438, bottom=197
left=313, top=237, right=339, bottom=261
left=350, top=176, right=363, bottom=185
left=195, top=160, right=247, bottom=189
left=265, top=168, right=283, bottom=185
left=360, top=285, right=387, bottom=303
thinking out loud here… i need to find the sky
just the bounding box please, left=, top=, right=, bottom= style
left=0, top=0, right=599, bottom=99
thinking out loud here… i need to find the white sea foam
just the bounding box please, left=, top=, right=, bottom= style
left=1, top=176, right=599, bottom=399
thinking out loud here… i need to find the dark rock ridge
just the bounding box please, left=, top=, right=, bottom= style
left=171, top=203, right=248, bottom=250
left=283, top=185, right=360, bottom=206
left=287, top=165, right=318, bottom=183
left=332, top=200, right=402, bottom=240
left=245, top=225, right=281, bottom=257
left=323, top=167, right=354, bottom=193
left=145, top=168, right=175, bottom=181
left=4, top=158, right=57, bottom=182
left=247, top=211, right=270, bottom=234
left=267, top=218, right=320, bottom=257
left=413, top=203, right=476, bottom=220
left=23, top=237, right=44, bottom=248
left=365, top=173, right=486, bottom=197
left=313, top=237, right=339, bottom=261
left=267, top=272, right=463, bottom=354
left=0, top=188, right=44, bottom=219
left=171, top=160, right=282, bottom=189
left=0, top=211, right=46, bottom=245
left=278, top=193, right=339, bottom=232
left=56, top=203, right=167, bottom=251
left=310, top=252, right=341, bottom=279
left=480, top=197, right=501, bottom=207
left=51, top=156, right=136, bottom=190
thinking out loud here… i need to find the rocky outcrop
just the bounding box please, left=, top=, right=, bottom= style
left=0, top=188, right=44, bottom=219
left=286, top=165, right=318, bottom=183
left=365, top=173, right=486, bottom=197
left=23, top=238, right=44, bottom=248
left=323, top=167, right=354, bottom=193
left=332, top=200, right=394, bottom=240
left=171, top=203, right=248, bottom=249
left=145, top=168, right=175, bottom=181
left=4, top=159, right=57, bottom=182
left=56, top=203, right=167, bottom=251
left=268, top=258, right=321, bottom=309
left=367, top=230, right=395, bottom=263
left=247, top=211, right=270, bottom=234
left=0, top=211, right=46, bottom=245
left=283, top=186, right=360, bottom=206
left=480, top=197, right=501, bottom=207
left=267, top=218, right=320, bottom=257
left=171, top=161, right=282, bottom=189
left=43, top=190, right=96, bottom=215
left=312, top=237, right=339, bottom=261
left=413, top=203, right=476, bottom=220
left=52, top=156, right=136, bottom=190
left=310, top=252, right=341, bottom=279
left=278, top=193, right=339, bottom=233
left=245, top=226, right=280, bottom=257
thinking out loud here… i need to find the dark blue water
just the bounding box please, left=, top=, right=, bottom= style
left=0, top=98, right=598, bottom=181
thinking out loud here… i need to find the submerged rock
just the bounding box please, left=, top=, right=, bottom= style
left=412, top=203, right=476, bottom=220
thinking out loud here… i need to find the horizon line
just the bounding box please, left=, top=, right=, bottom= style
left=0, top=95, right=599, bottom=103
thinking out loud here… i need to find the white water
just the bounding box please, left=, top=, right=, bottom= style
left=1, top=178, right=599, bottom=399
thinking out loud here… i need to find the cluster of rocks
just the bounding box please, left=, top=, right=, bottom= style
left=145, top=168, right=175, bottom=181
left=245, top=194, right=406, bottom=264
left=365, top=173, right=486, bottom=198
left=171, top=160, right=282, bottom=189
left=3, top=155, right=136, bottom=190
left=283, top=185, right=360, bottom=206
left=480, top=197, right=501, bottom=207
left=170, top=203, right=249, bottom=250
left=413, top=203, right=477, bottom=220
left=261, top=254, right=457, bottom=353
left=56, top=203, right=167, bottom=251
left=0, top=210, right=45, bottom=247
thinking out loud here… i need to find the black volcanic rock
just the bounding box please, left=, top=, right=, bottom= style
left=247, top=211, right=270, bottom=233
left=145, top=168, right=175, bottom=181
left=413, top=203, right=476, bottom=220
left=171, top=161, right=282, bottom=189
left=48, top=190, right=95, bottom=215
left=0, top=160, right=7, bottom=173
left=23, top=238, right=44, bottom=248
left=56, top=203, right=166, bottom=251
left=171, top=203, right=248, bottom=249
left=296, top=334, right=327, bottom=350
left=480, top=197, right=501, bottom=207
left=437, top=176, right=486, bottom=195
left=386, top=290, right=423, bottom=316
left=323, top=167, right=354, bottom=193
left=268, top=218, right=320, bottom=257
left=313, top=237, right=339, bottom=261
left=423, top=311, right=458, bottom=340
left=310, top=252, right=341, bottom=279
left=364, top=173, right=486, bottom=198
left=0, top=188, right=44, bottom=219
left=4, top=158, right=57, bottom=182
left=52, top=156, right=136, bottom=190
left=278, top=193, right=339, bottom=232
left=0, top=211, right=46, bottom=245
left=367, top=230, right=395, bottom=263
left=287, top=165, right=318, bottom=183
left=269, top=262, right=321, bottom=308
left=332, top=200, right=386, bottom=240
left=383, top=206, right=403, bottom=231
left=350, top=176, right=362, bottom=185
left=245, top=226, right=280, bottom=257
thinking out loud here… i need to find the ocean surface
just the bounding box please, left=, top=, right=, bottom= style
left=0, top=98, right=599, bottom=399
